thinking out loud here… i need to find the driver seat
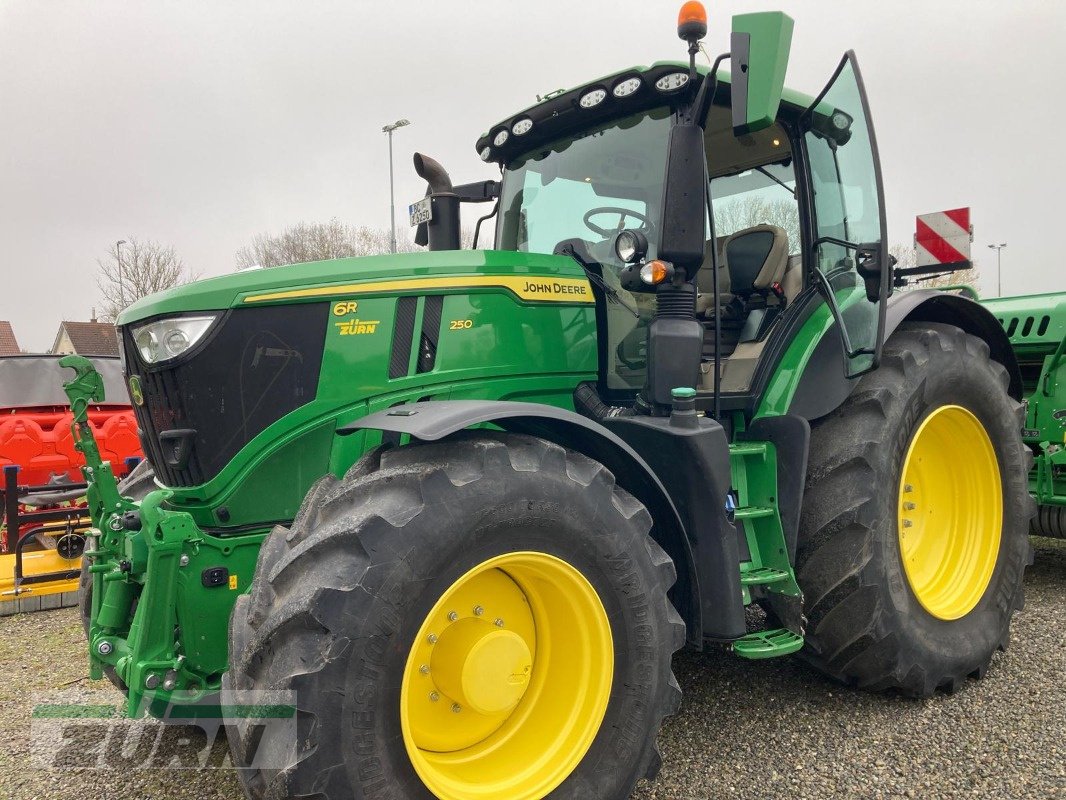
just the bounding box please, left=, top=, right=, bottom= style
left=723, top=224, right=789, bottom=343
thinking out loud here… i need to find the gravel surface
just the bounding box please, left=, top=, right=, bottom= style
left=2, top=537, right=1063, bottom=800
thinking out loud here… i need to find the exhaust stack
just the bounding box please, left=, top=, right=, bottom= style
left=413, top=153, right=461, bottom=251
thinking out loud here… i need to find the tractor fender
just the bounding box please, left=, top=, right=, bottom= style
left=789, top=290, right=1022, bottom=421
left=339, top=400, right=704, bottom=647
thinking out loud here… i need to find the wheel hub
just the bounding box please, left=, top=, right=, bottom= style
left=431, top=618, right=532, bottom=715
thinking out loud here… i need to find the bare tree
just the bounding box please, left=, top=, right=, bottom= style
left=236, top=219, right=477, bottom=270
left=891, top=242, right=982, bottom=293
left=97, top=238, right=196, bottom=320
left=713, top=196, right=801, bottom=250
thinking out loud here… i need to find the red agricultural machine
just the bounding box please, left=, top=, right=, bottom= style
left=0, top=355, right=141, bottom=614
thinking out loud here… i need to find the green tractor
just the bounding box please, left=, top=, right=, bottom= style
left=67, top=6, right=1034, bottom=799
left=982, top=291, right=1066, bottom=537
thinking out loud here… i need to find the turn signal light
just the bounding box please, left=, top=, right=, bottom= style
left=677, top=1, right=708, bottom=42
left=640, top=260, right=674, bottom=285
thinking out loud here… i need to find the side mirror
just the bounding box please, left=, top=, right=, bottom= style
left=657, top=123, right=707, bottom=278
left=856, top=243, right=888, bottom=303
left=730, top=12, right=794, bottom=136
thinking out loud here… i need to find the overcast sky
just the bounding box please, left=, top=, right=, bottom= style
left=2, top=0, right=1063, bottom=351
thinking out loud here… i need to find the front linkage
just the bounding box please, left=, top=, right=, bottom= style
left=62, top=355, right=204, bottom=715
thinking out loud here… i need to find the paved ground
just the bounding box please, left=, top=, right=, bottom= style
left=2, top=537, right=1063, bottom=800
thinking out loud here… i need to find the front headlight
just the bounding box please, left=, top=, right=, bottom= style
left=131, top=315, right=217, bottom=365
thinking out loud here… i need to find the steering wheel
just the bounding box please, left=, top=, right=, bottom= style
left=583, top=206, right=652, bottom=238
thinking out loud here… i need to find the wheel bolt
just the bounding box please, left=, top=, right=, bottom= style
left=427, top=633, right=438, bottom=644
left=494, top=618, right=504, bottom=628
left=429, top=691, right=439, bottom=702
left=447, top=611, right=458, bottom=622
left=452, top=703, right=462, bottom=713
left=903, top=519, right=913, bottom=528
left=903, top=502, right=916, bottom=511
left=473, top=605, right=484, bottom=616
left=904, top=484, right=914, bottom=493
left=419, top=664, right=430, bottom=675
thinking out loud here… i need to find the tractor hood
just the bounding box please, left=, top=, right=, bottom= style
left=116, top=249, right=584, bottom=325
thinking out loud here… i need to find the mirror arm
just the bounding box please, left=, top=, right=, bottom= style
left=691, top=51, right=730, bottom=126
left=471, top=201, right=499, bottom=249
left=452, top=180, right=500, bottom=203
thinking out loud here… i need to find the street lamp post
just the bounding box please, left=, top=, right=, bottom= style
left=115, top=240, right=128, bottom=308
left=382, top=119, right=411, bottom=254
left=987, top=242, right=1007, bottom=297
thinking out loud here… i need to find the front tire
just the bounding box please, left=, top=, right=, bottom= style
left=795, top=323, right=1034, bottom=696
left=225, top=432, right=684, bottom=799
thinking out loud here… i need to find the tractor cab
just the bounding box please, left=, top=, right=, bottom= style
left=472, top=10, right=890, bottom=416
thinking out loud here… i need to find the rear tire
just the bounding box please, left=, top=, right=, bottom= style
left=225, top=432, right=684, bottom=799
left=794, top=323, right=1034, bottom=696
left=78, top=459, right=157, bottom=693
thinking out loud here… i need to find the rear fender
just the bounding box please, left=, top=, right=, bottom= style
left=339, top=401, right=706, bottom=647
left=789, top=290, right=1021, bottom=421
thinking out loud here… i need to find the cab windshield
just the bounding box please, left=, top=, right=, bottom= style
left=497, top=108, right=672, bottom=391
left=497, top=107, right=672, bottom=261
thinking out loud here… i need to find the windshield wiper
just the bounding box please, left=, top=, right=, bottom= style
left=754, top=165, right=796, bottom=198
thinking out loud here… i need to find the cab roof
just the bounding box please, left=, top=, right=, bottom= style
left=475, top=61, right=817, bottom=164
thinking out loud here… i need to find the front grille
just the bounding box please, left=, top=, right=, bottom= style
left=123, top=304, right=329, bottom=487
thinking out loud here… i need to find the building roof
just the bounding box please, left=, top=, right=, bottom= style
left=0, top=322, right=19, bottom=355
left=53, top=321, right=121, bottom=357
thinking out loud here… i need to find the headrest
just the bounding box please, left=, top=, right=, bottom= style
left=723, top=224, right=789, bottom=296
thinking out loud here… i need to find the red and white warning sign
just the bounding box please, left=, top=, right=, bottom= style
left=915, top=207, right=972, bottom=267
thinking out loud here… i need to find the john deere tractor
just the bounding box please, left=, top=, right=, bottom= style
left=67, top=6, right=1033, bottom=799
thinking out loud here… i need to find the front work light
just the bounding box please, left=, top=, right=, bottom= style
left=614, top=229, right=649, bottom=264
left=131, top=315, right=217, bottom=365
left=655, top=72, right=690, bottom=92
left=613, top=77, right=642, bottom=98
left=579, top=88, right=607, bottom=108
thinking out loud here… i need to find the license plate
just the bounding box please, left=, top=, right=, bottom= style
left=409, top=197, right=432, bottom=226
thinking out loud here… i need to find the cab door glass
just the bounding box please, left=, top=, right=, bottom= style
left=803, top=52, right=887, bottom=377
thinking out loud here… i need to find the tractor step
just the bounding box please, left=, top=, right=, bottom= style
left=733, top=505, right=775, bottom=520
left=739, top=566, right=791, bottom=585
left=732, top=628, right=804, bottom=660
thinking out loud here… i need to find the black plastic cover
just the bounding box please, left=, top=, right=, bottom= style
left=603, top=412, right=746, bottom=641
left=645, top=317, right=704, bottom=407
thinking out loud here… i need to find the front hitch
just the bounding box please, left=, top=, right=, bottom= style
left=61, top=356, right=138, bottom=680
left=61, top=356, right=206, bottom=716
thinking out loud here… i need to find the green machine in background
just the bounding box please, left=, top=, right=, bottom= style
left=65, top=5, right=1036, bottom=799
left=983, top=292, right=1066, bottom=536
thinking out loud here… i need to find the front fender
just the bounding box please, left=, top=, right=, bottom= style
left=339, top=401, right=705, bottom=646
left=788, top=290, right=1021, bottom=421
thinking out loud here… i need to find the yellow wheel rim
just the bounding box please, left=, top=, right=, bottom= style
left=898, top=405, right=1002, bottom=620
left=400, top=551, right=613, bottom=800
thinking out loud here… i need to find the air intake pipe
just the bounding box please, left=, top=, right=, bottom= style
left=413, top=153, right=461, bottom=251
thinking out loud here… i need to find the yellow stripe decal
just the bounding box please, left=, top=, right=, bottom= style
left=243, top=275, right=594, bottom=305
